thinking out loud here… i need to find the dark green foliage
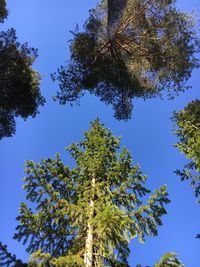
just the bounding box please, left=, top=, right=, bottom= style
left=0, top=0, right=8, bottom=22
left=173, top=100, right=200, bottom=199
left=0, top=242, right=27, bottom=267
left=0, top=5, right=45, bottom=139
left=0, top=28, right=45, bottom=139
left=53, top=0, right=200, bottom=120
left=12, top=119, right=170, bottom=266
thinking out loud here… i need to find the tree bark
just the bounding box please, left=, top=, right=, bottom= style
left=107, top=0, right=128, bottom=41
left=84, top=175, right=96, bottom=267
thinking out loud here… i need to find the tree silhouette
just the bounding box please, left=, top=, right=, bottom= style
left=0, top=2, right=45, bottom=139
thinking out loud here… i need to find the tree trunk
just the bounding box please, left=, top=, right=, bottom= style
left=107, top=0, right=128, bottom=41
left=84, top=175, right=96, bottom=267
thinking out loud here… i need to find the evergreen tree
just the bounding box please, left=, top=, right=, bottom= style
left=53, top=0, right=200, bottom=120
left=0, top=1, right=45, bottom=139
left=173, top=99, right=200, bottom=239
left=1, top=119, right=170, bottom=266
left=173, top=100, right=200, bottom=200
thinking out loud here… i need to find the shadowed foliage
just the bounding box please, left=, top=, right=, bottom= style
left=0, top=2, right=45, bottom=139
left=53, top=0, right=200, bottom=120
left=0, top=0, right=8, bottom=22
left=0, top=242, right=27, bottom=267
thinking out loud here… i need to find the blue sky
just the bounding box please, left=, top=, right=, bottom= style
left=0, top=0, right=200, bottom=266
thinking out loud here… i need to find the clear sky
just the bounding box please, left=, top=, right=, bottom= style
left=0, top=0, right=200, bottom=266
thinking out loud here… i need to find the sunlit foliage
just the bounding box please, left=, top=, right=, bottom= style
left=173, top=100, right=200, bottom=200
left=54, top=0, right=200, bottom=120
left=1, top=120, right=169, bottom=266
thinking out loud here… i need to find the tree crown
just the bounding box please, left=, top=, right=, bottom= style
left=53, top=0, right=200, bottom=120
left=10, top=119, right=170, bottom=266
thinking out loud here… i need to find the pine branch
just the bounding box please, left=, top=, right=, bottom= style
left=0, top=242, right=27, bottom=267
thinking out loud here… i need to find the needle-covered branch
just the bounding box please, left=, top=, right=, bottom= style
left=12, top=119, right=170, bottom=266
left=173, top=100, right=200, bottom=199
left=0, top=242, right=27, bottom=267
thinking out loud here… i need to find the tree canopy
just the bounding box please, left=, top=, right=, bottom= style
left=0, top=2, right=45, bottom=139
left=173, top=99, right=200, bottom=200
left=53, top=0, right=200, bottom=120
left=1, top=120, right=171, bottom=266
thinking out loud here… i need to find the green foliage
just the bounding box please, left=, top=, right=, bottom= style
left=173, top=100, right=200, bottom=199
left=29, top=250, right=83, bottom=267
left=0, top=242, right=27, bottom=267
left=0, top=243, right=184, bottom=267
left=11, top=119, right=170, bottom=266
left=152, top=252, right=184, bottom=267
left=135, top=252, right=184, bottom=267
left=0, top=7, right=45, bottom=139
left=0, top=28, right=45, bottom=139
left=53, top=0, right=200, bottom=120
left=0, top=0, right=8, bottom=22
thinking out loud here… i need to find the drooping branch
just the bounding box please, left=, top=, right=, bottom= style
left=0, top=242, right=27, bottom=267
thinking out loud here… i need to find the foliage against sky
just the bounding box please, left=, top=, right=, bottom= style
left=54, top=0, right=200, bottom=120
left=0, top=0, right=199, bottom=266
left=173, top=100, right=200, bottom=200
left=0, top=1, right=45, bottom=139
left=0, top=0, right=8, bottom=22
left=1, top=120, right=188, bottom=266
left=10, top=120, right=169, bottom=266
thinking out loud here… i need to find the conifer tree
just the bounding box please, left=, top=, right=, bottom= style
left=173, top=100, right=200, bottom=238
left=173, top=100, right=200, bottom=200
left=0, top=119, right=170, bottom=266
left=0, top=1, right=45, bottom=139
left=53, top=0, right=200, bottom=120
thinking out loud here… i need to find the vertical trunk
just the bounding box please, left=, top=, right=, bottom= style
left=84, top=175, right=95, bottom=267
left=107, top=0, right=128, bottom=41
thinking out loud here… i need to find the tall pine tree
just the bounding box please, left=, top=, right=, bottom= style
left=1, top=119, right=170, bottom=266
